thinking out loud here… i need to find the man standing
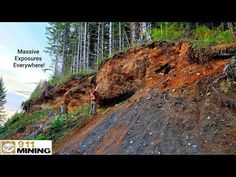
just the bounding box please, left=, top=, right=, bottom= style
left=90, top=85, right=98, bottom=116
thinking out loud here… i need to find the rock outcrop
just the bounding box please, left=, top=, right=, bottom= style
left=96, top=41, right=229, bottom=106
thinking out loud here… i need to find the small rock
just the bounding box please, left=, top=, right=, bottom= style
left=146, top=96, right=152, bottom=100
left=158, top=104, right=162, bottom=108
left=172, top=89, right=175, bottom=92
left=182, top=120, right=187, bottom=124
left=137, top=120, right=140, bottom=123
left=130, top=140, right=133, bottom=144
left=135, top=106, right=138, bottom=109
left=143, top=144, right=147, bottom=147
left=221, top=119, right=226, bottom=122
left=153, top=93, right=158, bottom=97
left=158, top=151, right=161, bottom=155
left=97, top=136, right=100, bottom=139
left=149, top=132, right=152, bottom=136
left=207, top=116, right=211, bottom=120
left=204, top=140, right=208, bottom=143
left=197, top=73, right=200, bottom=76
left=187, top=143, right=191, bottom=146
left=192, top=144, right=197, bottom=148
left=226, top=124, right=231, bottom=127
left=207, top=92, right=211, bottom=96
left=150, top=142, right=154, bottom=145
left=136, top=99, right=139, bottom=103
left=186, top=136, right=189, bottom=140
left=160, top=133, right=163, bottom=136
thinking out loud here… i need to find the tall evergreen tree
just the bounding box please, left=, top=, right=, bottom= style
left=0, top=77, right=6, bottom=121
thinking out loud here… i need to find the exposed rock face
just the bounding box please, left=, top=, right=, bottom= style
left=26, top=41, right=231, bottom=111
left=25, top=76, right=96, bottom=113
left=96, top=41, right=228, bottom=106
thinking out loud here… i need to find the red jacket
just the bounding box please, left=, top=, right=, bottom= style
left=90, top=91, right=96, bottom=101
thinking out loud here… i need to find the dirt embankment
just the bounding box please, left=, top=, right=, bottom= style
left=56, top=85, right=236, bottom=154
left=25, top=75, right=96, bottom=113
left=96, top=41, right=229, bottom=105
left=54, top=42, right=236, bottom=154
left=22, top=41, right=236, bottom=154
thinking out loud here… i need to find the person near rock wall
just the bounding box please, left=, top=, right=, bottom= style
left=90, top=85, right=98, bottom=116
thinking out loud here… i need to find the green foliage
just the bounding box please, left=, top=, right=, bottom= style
left=4, top=112, right=24, bottom=127
left=49, top=70, right=96, bottom=87
left=24, top=133, right=47, bottom=140
left=214, top=30, right=235, bottom=44
left=51, top=115, right=65, bottom=131
left=71, top=104, right=91, bottom=117
left=0, top=77, right=6, bottom=115
left=0, top=110, right=48, bottom=139
left=151, top=22, right=186, bottom=42
left=29, top=85, right=42, bottom=102
left=151, top=23, right=236, bottom=49
left=22, top=81, right=47, bottom=108
left=48, top=75, right=62, bottom=86
left=0, top=125, right=6, bottom=134
left=193, top=25, right=217, bottom=48
left=193, top=26, right=236, bottom=49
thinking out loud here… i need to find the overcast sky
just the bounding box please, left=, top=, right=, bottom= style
left=0, top=22, right=53, bottom=118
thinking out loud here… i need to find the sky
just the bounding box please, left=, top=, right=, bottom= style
left=0, top=22, right=53, bottom=118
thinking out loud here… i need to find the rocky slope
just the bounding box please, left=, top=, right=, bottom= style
left=13, top=41, right=236, bottom=154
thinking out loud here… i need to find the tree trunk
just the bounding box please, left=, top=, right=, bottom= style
left=76, top=23, right=81, bottom=72
left=62, top=23, right=70, bottom=76
left=101, top=22, right=104, bottom=59
left=140, top=22, right=146, bottom=43
left=79, top=23, right=83, bottom=71
left=227, top=22, right=233, bottom=33
left=160, top=23, right=163, bottom=35
left=83, top=22, right=87, bottom=70
left=119, top=22, right=122, bottom=51
left=124, top=27, right=130, bottom=48
left=97, top=22, right=101, bottom=63
left=86, top=23, right=90, bottom=70
left=109, top=22, right=112, bottom=56
left=130, top=22, right=136, bottom=45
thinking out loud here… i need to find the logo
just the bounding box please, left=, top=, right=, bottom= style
left=0, top=140, right=52, bottom=155
left=1, top=140, right=16, bottom=154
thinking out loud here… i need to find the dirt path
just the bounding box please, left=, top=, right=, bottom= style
left=53, top=107, right=115, bottom=154
left=55, top=85, right=236, bottom=155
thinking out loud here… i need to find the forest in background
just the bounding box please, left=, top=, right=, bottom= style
left=2, top=22, right=236, bottom=124
left=45, top=22, right=236, bottom=80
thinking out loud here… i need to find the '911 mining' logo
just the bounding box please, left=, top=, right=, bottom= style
left=0, top=140, right=16, bottom=154
left=0, top=140, right=52, bottom=155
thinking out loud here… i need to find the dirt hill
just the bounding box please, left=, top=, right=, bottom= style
left=7, top=41, right=236, bottom=154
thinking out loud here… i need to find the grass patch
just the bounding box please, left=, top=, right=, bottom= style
left=0, top=109, right=49, bottom=139
left=70, top=104, right=91, bottom=117
left=23, top=104, right=92, bottom=143
left=49, top=70, right=96, bottom=87
left=151, top=23, right=236, bottom=50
